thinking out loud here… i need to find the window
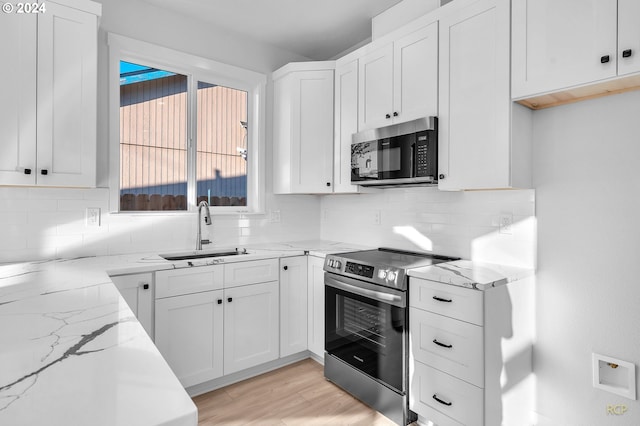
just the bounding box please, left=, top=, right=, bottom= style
left=109, top=35, right=266, bottom=213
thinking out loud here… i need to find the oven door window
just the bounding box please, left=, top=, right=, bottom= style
left=325, top=284, right=404, bottom=392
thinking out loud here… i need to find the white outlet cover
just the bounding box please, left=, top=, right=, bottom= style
left=86, top=208, right=101, bottom=227
left=499, top=213, right=513, bottom=235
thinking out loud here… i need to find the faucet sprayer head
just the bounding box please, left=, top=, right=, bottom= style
left=198, top=201, right=212, bottom=225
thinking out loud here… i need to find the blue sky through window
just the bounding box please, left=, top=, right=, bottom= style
left=120, top=61, right=176, bottom=85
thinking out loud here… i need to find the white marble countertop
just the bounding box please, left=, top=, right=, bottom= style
left=408, top=259, right=534, bottom=290
left=0, top=239, right=365, bottom=425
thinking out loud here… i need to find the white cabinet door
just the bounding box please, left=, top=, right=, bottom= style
left=110, top=272, right=154, bottom=339
left=155, top=290, right=224, bottom=388
left=511, top=0, right=617, bottom=98
left=279, top=256, right=308, bottom=357
left=618, top=0, right=640, bottom=76
left=393, top=22, right=439, bottom=123
left=438, top=0, right=513, bottom=190
left=0, top=13, right=37, bottom=185
left=307, top=256, right=325, bottom=359
left=358, top=44, right=394, bottom=131
left=36, top=1, right=98, bottom=187
left=272, top=65, right=334, bottom=194
left=333, top=59, right=360, bottom=193
left=224, top=281, right=279, bottom=374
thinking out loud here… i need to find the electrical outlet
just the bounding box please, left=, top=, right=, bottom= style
left=86, top=207, right=101, bottom=227
left=373, top=210, right=381, bottom=225
left=270, top=210, right=281, bottom=223
left=499, top=213, right=512, bottom=235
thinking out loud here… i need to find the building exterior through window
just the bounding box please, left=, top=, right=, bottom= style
left=119, top=61, right=248, bottom=211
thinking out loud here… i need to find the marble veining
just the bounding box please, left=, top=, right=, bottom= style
left=0, top=258, right=197, bottom=426
left=408, top=259, right=534, bottom=290
left=0, top=239, right=362, bottom=425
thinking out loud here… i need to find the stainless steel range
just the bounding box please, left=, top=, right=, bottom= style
left=323, top=248, right=458, bottom=425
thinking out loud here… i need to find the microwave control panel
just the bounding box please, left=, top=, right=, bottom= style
left=415, top=131, right=435, bottom=178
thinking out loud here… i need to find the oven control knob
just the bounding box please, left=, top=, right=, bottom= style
left=335, top=261, right=342, bottom=269
left=378, top=270, right=387, bottom=279
left=328, top=259, right=335, bottom=268
left=387, top=271, right=397, bottom=282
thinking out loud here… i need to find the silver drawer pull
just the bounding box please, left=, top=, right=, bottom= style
left=433, top=295, right=452, bottom=303
left=433, top=394, right=452, bottom=406
left=433, top=339, right=453, bottom=349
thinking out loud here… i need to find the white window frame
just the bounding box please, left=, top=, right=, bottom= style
left=108, top=33, right=266, bottom=214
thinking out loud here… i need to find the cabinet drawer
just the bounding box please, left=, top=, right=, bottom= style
left=410, top=308, right=484, bottom=387
left=410, top=362, right=483, bottom=426
left=224, top=259, right=279, bottom=288
left=156, top=265, right=223, bottom=298
left=410, top=278, right=484, bottom=325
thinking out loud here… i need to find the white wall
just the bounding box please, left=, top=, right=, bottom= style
left=0, top=0, right=320, bottom=263
left=320, top=187, right=536, bottom=268
left=533, top=90, right=640, bottom=425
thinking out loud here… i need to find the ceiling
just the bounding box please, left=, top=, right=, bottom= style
left=141, top=0, right=404, bottom=60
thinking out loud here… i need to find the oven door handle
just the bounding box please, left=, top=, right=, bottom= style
left=325, top=274, right=405, bottom=307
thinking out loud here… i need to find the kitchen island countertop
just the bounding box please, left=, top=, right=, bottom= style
left=0, top=239, right=364, bottom=425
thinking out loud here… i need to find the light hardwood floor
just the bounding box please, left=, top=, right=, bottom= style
left=193, top=358, right=411, bottom=426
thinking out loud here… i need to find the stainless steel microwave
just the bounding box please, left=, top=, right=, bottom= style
left=350, top=117, right=438, bottom=186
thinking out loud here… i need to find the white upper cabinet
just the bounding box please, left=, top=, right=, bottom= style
left=358, top=22, right=438, bottom=131
left=512, top=0, right=640, bottom=108
left=0, top=13, right=37, bottom=185
left=358, top=44, right=394, bottom=131
left=0, top=0, right=100, bottom=187
left=512, top=0, right=617, bottom=99
left=393, top=22, right=439, bottom=124
left=333, top=58, right=360, bottom=193
left=438, top=0, right=531, bottom=191
left=273, top=62, right=335, bottom=194
left=617, top=0, right=640, bottom=76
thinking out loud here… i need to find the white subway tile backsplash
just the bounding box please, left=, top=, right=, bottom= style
left=1, top=182, right=533, bottom=267
left=28, top=188, right=85, bottom=200
left=321, top=187, right=536, bottom=268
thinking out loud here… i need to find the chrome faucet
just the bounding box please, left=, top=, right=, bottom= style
left=196, top=201, right=212, bottom=250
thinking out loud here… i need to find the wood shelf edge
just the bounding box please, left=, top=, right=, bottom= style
left=514, top=74, right=640, bottom=110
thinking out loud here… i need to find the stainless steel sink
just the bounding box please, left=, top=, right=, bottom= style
left=160, top=248, right=248, bottom=261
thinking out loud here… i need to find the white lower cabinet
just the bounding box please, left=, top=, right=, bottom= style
left=409, top=276, right=534, bottom=426
left=223, top=281, right=279, bottom=375
left=306, top=256, right=326, bottom=359
left=412, top=362, right=483, bottom=426
left=109, top=272, right=154, bottom=338
left=154, top=259, right=280, bottom=388
left=280, top=256, right=308, bottom=357
left=155, top=290, right=224, bottom=388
